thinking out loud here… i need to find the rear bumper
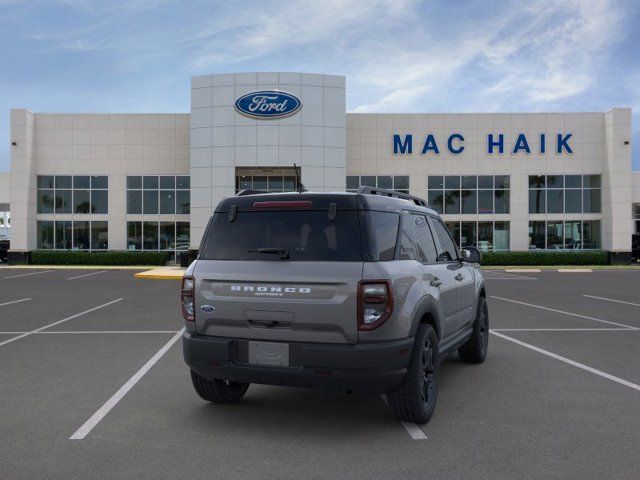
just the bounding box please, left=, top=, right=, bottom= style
left=183, top=333, right=413, bottom=394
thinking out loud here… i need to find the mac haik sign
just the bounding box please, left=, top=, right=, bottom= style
left=393, top=133, right=573, bottom=155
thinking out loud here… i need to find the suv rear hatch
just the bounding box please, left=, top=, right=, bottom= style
left=193, top=194, right=364, bottom=344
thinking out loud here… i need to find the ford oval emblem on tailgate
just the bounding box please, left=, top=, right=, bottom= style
left=200, top=305, right=216, bottom=312
left=234, top=90, right=302, bottom=119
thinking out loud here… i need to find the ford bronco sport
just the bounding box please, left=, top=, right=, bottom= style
left=182, top=187, right=488, bottom=423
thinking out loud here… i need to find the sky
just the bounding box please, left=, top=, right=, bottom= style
left=1, top=0, right=639, bottom=171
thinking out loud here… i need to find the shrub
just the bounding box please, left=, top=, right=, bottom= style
left=30, top=250, right=169, bottom=266
left=480, top=251, right=608, bottom=266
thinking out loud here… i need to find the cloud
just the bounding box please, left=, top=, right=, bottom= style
left=187, top=0, right=416, bottom=69
left=475, top=0, right=624, bottom=110
left=349, top=0, right=627, bottom=113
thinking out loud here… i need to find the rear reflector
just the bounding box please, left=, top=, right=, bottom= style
left=253, top=200, right=313, bottom=209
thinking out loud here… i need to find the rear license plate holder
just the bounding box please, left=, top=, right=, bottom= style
left=248, top=341, right=290, bottom=367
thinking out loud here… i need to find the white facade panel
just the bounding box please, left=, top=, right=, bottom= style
left=188, top=72, right=347, bottom=247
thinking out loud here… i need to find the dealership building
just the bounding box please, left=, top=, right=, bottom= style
left=1, top=71, right=639, bottom=263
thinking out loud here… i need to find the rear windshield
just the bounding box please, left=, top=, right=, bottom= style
left=200, top=210, right=364, bottom=261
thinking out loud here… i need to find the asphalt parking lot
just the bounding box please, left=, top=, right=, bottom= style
left=1, top=267, right=639, bottom=479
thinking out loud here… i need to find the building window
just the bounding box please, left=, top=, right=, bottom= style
left=37, top=220, right=54, bottom=249
left=236, top=174, right=298, bottom=193
left=126, top=176, right=190, bottom=215
left=427, top=176, right=509, bottom=214
left=37, top=220, right=108, bottom=250
left=528, top=175, right=600, bottom=214
left=634, top=204, right=640, bottom=234
left=346, top=175, right=409, bottom=194
left=528, top=220, right=601, bottom=250
left=126, top=221, right=189, bottom=262
left=37, top=175, right=108, bottom=214
left=444, top=221, right=510, bottom=252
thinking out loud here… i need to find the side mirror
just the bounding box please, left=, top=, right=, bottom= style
left=462, top=246, right=482, bottom=264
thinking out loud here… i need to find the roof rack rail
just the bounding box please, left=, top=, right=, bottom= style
left=236, top=189, right=270, bottom=196
left=357, top=186, right=428, bottom=207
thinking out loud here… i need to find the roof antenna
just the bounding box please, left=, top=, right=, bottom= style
left=293, top=163, right=307, bottom=193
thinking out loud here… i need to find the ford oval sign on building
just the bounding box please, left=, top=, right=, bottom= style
left=234, top=90, right=302, bottom=119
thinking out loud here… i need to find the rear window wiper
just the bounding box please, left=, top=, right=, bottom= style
left=248, top=247, right=290, bottom=260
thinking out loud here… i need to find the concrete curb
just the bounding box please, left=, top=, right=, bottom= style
left=0, top=265, right=150, bottom=270
left=134, top=268, right=185, bottom=280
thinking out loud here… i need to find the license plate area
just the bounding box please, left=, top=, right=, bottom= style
left=248, top=341, right=290, bottom=367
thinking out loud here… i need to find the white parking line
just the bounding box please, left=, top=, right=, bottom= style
left=3, top=270, right=54, bottom=279
left=492, top=327, right=638, bottom=332
left=0, top=298, right=124, bottom=348
left=380, top=394, right=427, bottom=440
left=490, top=331, right=640, bottom=393
left=0, top=298, right=31, bottom=307
left=0, top=330, right=180, bottom=334
left=490, top=296, right=637, bottom=330
left=499, top=270, right=540, bottom=277
left=583, top=295, right=640, bottom=308
left=69, top=328, right=184, bottom=440
left=399, top=421, right=428, bottom=440
left=483, top=271, right=538, bottom=280
left=484, top=277, right=537, bottom=281
left=67, top=270, right=107, bottom=281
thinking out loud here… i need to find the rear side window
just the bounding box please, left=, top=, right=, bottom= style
left=430, top=218, right=458, bottom=262
left=398, top=213, right=417, bottom=261
left=200, top=211, right=363, bottom=261
left=412, top=214, right=438, bottom=263
left=362, top=211, right=399, bottom=261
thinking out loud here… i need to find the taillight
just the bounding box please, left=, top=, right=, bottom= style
left=358, top=280, right=393, bottom=331
left=181, top=276, right=195, bottom=322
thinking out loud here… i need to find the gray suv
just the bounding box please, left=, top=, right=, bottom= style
left=182, top=187, right=488, bottom=423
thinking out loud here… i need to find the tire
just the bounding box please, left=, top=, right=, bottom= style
left=458, top=296, right=489, bottom=364
left=190, top=370, right=250, bottom=404
left=387, top=324, right=438, bottom=424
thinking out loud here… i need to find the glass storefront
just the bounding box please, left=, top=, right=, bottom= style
left=37, top=220, right=108, bottom=251
left=528, top=220, right=601, bottom=250
left=126, top=175, right=190, bottom=215
left=37, top=175, right=108, bottom=214
left=428, top=175, right=510, bottom=215
left=127, top=221, right=190, bottom=262
left=445, top=221, right=510, bottom=252
left=346, top=175, right=409, bottom=194
left=529, top=175, right=601, bottom=214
